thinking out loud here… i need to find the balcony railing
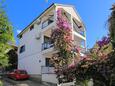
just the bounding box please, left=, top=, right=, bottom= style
left=42, top=16, right=54, bottom=29
left=42, top=42, right=54, bottom=50
left=80, top=48, right=86, bottom=53
left=41, top=66, right=55, bottom=74
left=73, top=22, right=85, bottom=37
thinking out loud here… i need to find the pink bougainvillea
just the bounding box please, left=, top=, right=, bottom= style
left=51, top=8, right=75, bottom=83
left=57, top=8, right=71, bottom=30
left=51, top=8, right=88, bottom=83
left=97, top=36, right=110, bottom=48
left=51, top=8, right=73, bottom=51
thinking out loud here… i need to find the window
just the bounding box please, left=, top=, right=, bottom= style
left=44, top=36, right=51, bottom=43
left=45, top=58, right=53, bottom=67
left=73, top=19, right=82, bottom=28
left=30, top=25, right=34, bottom=31
left=73, top=19, right=79, bottom=29
left=19, top=45, right=25, bottom=53
left=48, top=16, right=54, bottom=24
left=42, top=21, right=48, bottom=29
left=42, top=36, right=54, bottom=50
left=63, top=12, right=70, bottom=22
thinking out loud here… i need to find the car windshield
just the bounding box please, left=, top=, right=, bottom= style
left=17, top=70, right=27, bottom=74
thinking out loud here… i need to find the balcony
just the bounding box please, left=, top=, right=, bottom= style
left=42, top=16, right=54, bottom=29
left=42, top=42, right=58, bottom=56
left=73, top=19, right=85, bottom=39
left=42, top=42, right=54, bottom=50
left=73, top=25, right=85, bottom=37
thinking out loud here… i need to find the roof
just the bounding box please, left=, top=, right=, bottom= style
left=17, top=3, right=85, bottom=38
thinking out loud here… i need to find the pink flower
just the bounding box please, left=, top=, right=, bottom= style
left=68, top=59, right=77, bottom=69
left=57, top=8, right=63, bottom=17
left=68, top=62, right=76, bottom=69
left=75, top=47, right=81, bottom=53
left=57, top=8, right=72, bottom=31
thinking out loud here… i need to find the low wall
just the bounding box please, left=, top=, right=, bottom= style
left=58, top=80, right=93, bottom=86
left=42, top=73, right=58, bottom=84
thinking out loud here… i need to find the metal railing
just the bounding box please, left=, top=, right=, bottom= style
left=42, top=16, right=54, bottom=29
left=80, top=48, right=86, bottom=53
left=42, top=42, right=54, bottom=50
left=73, top=22, right=85, bottom=37
left=41, top=66, right=55, bottom=74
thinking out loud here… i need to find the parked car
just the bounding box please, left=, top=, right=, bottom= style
left=8, top=69, right=29, bottom=80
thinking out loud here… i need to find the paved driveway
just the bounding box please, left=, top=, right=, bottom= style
left=2, top=77, right=46, bottom=86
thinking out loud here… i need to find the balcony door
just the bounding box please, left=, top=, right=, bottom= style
left=45, top=58, right=54, bottom=67
left=44, top=36, right=51, bottom=43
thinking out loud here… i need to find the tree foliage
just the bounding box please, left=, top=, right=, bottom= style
left=0, top=1, right=14, bottom=67
left=108, top=4, right=115, bottom=49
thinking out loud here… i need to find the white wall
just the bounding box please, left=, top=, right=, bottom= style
left=18, top=54, right=42, bottom=74
left=42, top=74, right=58, bottom=83
left=18, top=8, right=56, bottom=75
left=18, top=23, right=43, bottom=74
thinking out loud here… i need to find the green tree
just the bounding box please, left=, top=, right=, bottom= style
left=108, top=4, right=115, bottom=49
left=0, top=1, right=14, bottom=67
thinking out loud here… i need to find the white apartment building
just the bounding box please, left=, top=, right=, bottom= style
left=17, top=3, right=86, bottom=84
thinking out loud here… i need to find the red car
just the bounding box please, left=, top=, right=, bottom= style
left=8, top=69, right=30, bottom=80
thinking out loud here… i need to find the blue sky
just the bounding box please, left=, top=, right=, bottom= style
left=4, top=0, right=115, bottom=48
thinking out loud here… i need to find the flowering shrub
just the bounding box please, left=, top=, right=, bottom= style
left=65, top=36, right=114, bottom=86
left=51, top=6, right=115, bottom=86
left=51, top=8, right=73, bottom=51
left=51, top=8, right=77, bottom=83
left=88, top=36, right=112, bottom=60
left=52, top=33, right=114, bottom=85
left=97, top=36, right=110, bottom=48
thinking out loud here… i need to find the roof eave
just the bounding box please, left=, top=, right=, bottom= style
left=17, top=3, right=56, bottom=38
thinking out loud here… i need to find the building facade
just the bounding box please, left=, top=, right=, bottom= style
left=17, top=3, right=86, bottom=83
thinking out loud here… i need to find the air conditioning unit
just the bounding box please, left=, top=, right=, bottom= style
left=35, top=33, right=41, bottom=40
